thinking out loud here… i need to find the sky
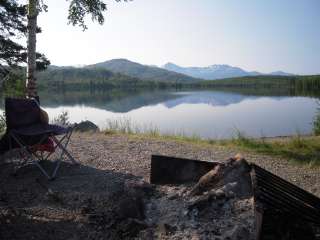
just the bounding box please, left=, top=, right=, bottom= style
left=34, top=0, right=320, bottom=75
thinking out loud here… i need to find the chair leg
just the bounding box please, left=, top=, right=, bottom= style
left=51, top=159, right=61, bottom=179
left=51, top=135, right=78, bottom=165
left=34, top=160, right=51, bottom=180
left=50, top=129, right=78, bottom=179
left=9, top=133, right=52, bottom=180
left=42, top=133, right=69, bottom=162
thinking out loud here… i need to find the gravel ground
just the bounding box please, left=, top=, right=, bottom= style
left=0, top=132, right=319, bottom=239
left=69, top=132, right=320, bottom=197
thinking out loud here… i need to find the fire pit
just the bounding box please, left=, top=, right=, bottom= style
left=149, top=154, right=320, bottom=240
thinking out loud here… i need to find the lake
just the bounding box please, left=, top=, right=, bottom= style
left=33, top=89, right=319, bottom=139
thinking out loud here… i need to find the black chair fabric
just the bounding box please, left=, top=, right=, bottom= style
left=12, top=123, right=68, bottom=136
left=5, top=98, right=41, bottom=130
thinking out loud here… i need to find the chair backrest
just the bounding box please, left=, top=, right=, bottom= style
left=5, top=97, right=41, bottom=130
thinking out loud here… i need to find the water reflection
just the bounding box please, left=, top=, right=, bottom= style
left=39, top=90, right=179, bottom=113
left=165, top=91, right=261, bottom=108
left=34, top=89, right=320, bottom=139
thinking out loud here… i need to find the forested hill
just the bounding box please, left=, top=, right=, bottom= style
left=190, top=75, right=320, bottom=95
left=36, top=66, right=150, bottom=90
left=195, top=75, right=320, bottom=88
left=86, top=59, right=200, bottom=82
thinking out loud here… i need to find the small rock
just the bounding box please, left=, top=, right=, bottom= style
left=75, top=121, right=99, bottom=132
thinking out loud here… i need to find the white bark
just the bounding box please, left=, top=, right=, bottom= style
left=26, top=0, right=38, bottom=98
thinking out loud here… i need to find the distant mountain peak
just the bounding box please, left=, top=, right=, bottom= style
left=98, top=58, right=136, bottom=65
left=164, top=62, right=178, bottom=66
left=162, top=63, right=252, bottom=80
left=269, top=71, right=294, bottom=76
left=208, top=64, right=230, bottom=68
left=162, top=62, right=293, bottom=80
left=162, top=62, right=181, bottom=69
left=108, top=58, right=130, bottom=62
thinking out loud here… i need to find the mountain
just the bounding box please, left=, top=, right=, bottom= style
left=87, top=59, right=199, bottom=82
left=37, top=59, right=295, bottom=89
left=162, top=63, right=257, bottom=80
left=162, top=63, right=293, bottom=80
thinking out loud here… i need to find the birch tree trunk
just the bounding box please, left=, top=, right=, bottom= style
left=26, top=0, right=38, bottom=98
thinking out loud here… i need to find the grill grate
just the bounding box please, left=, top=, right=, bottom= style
left=251, top=164, right=320, bottom=240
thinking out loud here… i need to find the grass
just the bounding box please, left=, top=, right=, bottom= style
left=103, top=117, right=213, bottom=145
left=103, top=118, right=320, bottom=166
left=229, top=131, right=320, bottom=166
left=104, top=118, right=161, bottom=136
left=313, top=102, right=320, bottom=136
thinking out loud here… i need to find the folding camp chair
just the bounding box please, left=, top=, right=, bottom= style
left=2, top=97, right=78, bottom=180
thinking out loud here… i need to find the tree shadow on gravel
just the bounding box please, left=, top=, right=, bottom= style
left=0, top=160, right=155, bottom=240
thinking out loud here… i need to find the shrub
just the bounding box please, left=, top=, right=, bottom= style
left=0, top=112, right=6, bottom=133
left=313, top=103, right=320, bottom=136
left=2, top=70, right=25, bottom=97
left=52, top=110, right=70, bottom=126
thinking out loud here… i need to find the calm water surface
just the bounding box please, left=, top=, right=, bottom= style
left=37, top=90, right=319, bottom=139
